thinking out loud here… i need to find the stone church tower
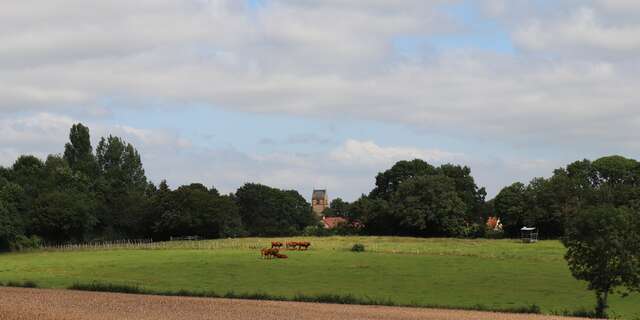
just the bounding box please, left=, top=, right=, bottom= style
left=312, top=189, right=329, bottom=216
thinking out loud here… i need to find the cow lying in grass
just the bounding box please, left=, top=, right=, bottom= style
left=260, top=248, right=279, bottom=259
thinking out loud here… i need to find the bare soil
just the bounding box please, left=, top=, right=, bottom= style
left=0, top=287, right=589, bottom=320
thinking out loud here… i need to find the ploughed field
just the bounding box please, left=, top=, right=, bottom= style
left=0, top=287, right=592, bottom=320
left=0, top=237, right=638, bottom=318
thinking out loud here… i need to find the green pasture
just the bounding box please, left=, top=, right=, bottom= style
left=0, top=237, right=638, bottom=318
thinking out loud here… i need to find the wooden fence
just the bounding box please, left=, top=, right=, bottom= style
left=40, top=239, right=155, bottom=251
left=37, top=238, right=266, bottom=252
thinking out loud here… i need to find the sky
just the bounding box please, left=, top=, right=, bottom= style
left=2, top=0, right=640, bottom=201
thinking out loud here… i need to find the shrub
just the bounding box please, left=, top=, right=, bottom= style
left=10, top=235, right=42, bottom=251
left=554, top=308, right=600, bottom=318
left=69, top=282, right=144, bottom=294
left=485, top=228, right=504, bottom=239
left=351, top=243, right=365, bottom=252
left=302, top=225, right=332, bottom=237
left=455, top=223, right=484, bottom=238
left=4, top=280, right=38, bottom=288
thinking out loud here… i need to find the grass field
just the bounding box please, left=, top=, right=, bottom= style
left=0, top=237, right=638, bottom=318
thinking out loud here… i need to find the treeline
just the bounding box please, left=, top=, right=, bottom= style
left=2, top=123, right=640, bottom=251
left=325, top=155, right=640, bottom=240
left=492, top=156, right=640, bottom=238
left=0, top=124, right=316, bottom=251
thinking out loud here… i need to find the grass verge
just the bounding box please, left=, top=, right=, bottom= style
left=67, top=282, right=547, bottom=315
left=1, top=280, right=39, bottom=288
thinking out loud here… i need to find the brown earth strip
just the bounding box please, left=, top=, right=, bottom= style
left=0, top=287, right=590, bottom=320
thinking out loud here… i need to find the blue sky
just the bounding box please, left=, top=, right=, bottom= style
left=2, top=0, right=640, bottom=200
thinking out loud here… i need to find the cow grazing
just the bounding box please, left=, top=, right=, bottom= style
left=271, top=241, right=283, bottom=249
left=298, top=241, right=311, bottom=250
left=285, top=241, right=298, bottom=250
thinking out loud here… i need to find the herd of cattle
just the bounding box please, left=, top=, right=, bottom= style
left=260, top=241, right=312, bottom=259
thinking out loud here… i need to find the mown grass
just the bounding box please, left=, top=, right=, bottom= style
left=0, top=237, right=638, bottom=318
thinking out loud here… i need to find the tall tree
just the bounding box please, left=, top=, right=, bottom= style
left=96, top=136, right=147, bottom=191
left=562, top=206, right=640, bottom=317
left=95, top=135, right=148, bottom=238
left=63, top=123, right=97, bottom=177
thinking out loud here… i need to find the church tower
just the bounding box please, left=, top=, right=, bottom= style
left=311, top=189, right=329, bottom=216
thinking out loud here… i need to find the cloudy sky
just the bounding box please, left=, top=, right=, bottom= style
left=2, top=0, right=640, bottom=201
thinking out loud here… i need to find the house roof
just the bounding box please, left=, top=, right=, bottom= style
left=312, top=189, right=327, bottom=200
left=322, top=216, right=347, bottom=229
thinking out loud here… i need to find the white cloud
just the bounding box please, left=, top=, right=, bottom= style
left=330, top=139, right=461, bottom=167
left=0, top=113, right=75, bottom=153
left=0, top=113, right=190, bottom=168
left=1, top=0, right=639, bottom=153
left=595, top=0, right=640, bottom=13
left=2, top=1, right=640, bottom=199
left=514, top=7, right=640, bottom=53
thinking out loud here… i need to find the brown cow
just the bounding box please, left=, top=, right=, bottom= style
left=271, top=241, right=283, bottom=249
left=260, top=248, right=280, bottom=259
left=298, top=241, right=311, bottom=250
left=285, top=241, right=298, bottom=250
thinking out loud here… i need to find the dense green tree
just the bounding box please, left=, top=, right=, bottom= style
left=30, top=191, right=97, bottom=242
left=494, top=182, right=528, bottom=237
left=0, top=203, right=19, bottom=250
left=95, top=135, right=148, bottom=238
left=438, top=164, right=486, bottom=222
left=350, top=195, right=394, bottom=235
left=235, top=183, right=315, bottom=236
left=592, top=155, right=639, bottom=185
left=523, top=178, right=564, bottom=238
left=10, top=155, right=46, bottom=202
left=323, top=198, right=351, bottom=218
left=0, top=178, right=25, bottom=251
left=391, top=175, right=467, bottom=236
left=43, top=155, right=92, bottom=193
left=96, top=136, right=147, bottom=191
left=369, top=159, right=438, bottom=200
left=370, top=160, right=485, bottom=228
left=492, top=155, right=640, bottom=239
left=153, top=183, right=243, bottom=239
left=562, top=206, right=640, bottom=317
left=63, top=123, right=98, bottom=178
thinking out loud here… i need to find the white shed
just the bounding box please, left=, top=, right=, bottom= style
left=520, top=227, right=538, bottom=243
